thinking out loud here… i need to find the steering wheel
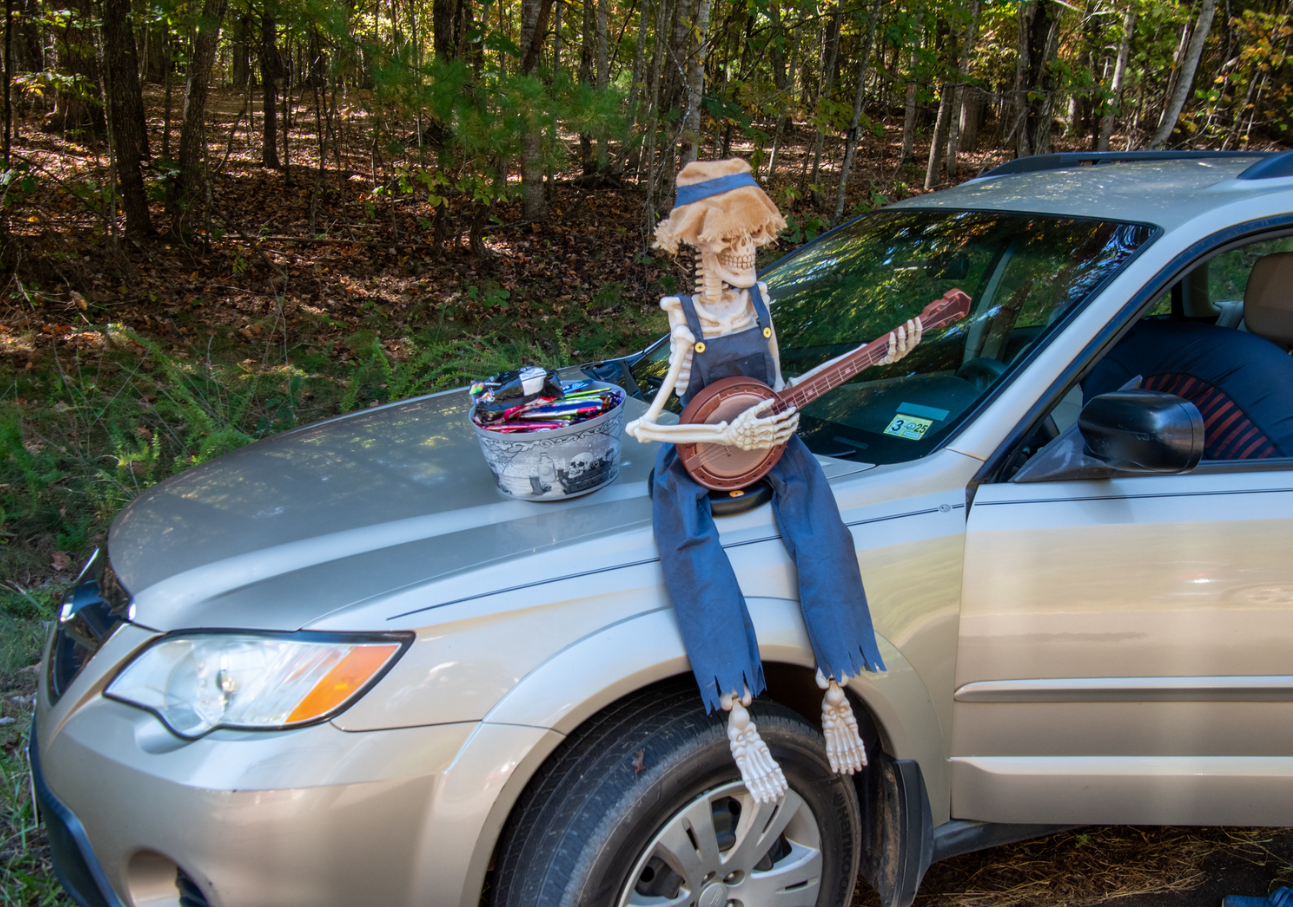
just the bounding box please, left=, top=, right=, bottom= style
left=956, top=357, right=1008, bottom=393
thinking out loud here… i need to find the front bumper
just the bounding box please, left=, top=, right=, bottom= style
left=35, top=694, right=559, bottom=907
left=30, top=724, right=122, bottom=907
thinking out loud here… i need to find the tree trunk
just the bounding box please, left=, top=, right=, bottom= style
left=169, top=0, right=228, bottom=234
left=832, top=0, right=880, bottom=224
left=810, top=0, right=843, bottom=187
left=945, top=0, right=980, bottom=179
left=548, top=0, right=562, bottom=192
left=4, top=0, right=13, bottom=164
left=261, top=4, right=280, bottom=168
left=596, top=0, right=608, bottom=86
left=231, top=12, right=253, bottom=88
left=1014, top=0, right=1061, bottom=158
left=281, top=37, right=291, bottom=184
left=680, top=0, right=711, bottom=168
left=643, top=0, right=670, bottom=228
left=579, top=0, right=595, bottom=172
left=924, top=84, right=952, bottom=190
left=924, top=18, right=952, bottom=189
left=1148, top=0, right=1216, bottom=149
left=626, top=0, right=648, bottom=134
left=100, top=0, right=152, bottom=235
left=47, top=0, right=103, bottom=137
left=521, top=0, right=548, bottom=220
left=765, top=0, right=788, bottom=178
left=1098, top=7, right=1134, bottom=151
left=434, top=0, right=456, bottom=59
left=162, top=27, right=172, bottom=158
left=900, top=39, right=919, bottom=162
left=960, top=87, right=982, bottom=151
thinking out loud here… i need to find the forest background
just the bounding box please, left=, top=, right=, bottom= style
left=1, top=0, right=1293, bottom=902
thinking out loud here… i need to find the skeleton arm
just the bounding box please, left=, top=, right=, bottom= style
left=778, top=316, right=924, bottom=390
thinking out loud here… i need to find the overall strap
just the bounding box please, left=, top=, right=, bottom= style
left=748, top=284, right=772, bottom=330
left=676, top=294, right=706, bottom=348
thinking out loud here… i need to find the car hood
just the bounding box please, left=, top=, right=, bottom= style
left=109, top=389, right=666, bottom=632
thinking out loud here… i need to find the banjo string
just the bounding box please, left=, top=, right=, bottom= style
left=682, top=300, right=964, bottom=473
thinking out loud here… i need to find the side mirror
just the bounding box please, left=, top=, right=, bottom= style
left=1078, top=390, right=1204, bottom=473
left=1012, top=387, right=1204, bottom=483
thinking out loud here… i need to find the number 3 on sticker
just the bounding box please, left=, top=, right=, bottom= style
left=884, top=414, right=933, bottom=440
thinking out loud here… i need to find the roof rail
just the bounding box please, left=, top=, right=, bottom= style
left=1236, top=150, right=1293, bottom=180
left=975, top=150, right=1271, bottom=180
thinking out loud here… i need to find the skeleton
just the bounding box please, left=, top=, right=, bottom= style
left=626, top=161, right=921, bottom=803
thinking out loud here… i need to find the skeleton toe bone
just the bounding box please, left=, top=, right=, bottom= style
left=816, top=669, right=868, bottom=775
left=722, top=690, right=788, bottom=803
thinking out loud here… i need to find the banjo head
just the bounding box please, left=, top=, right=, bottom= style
left=678, top=378, right=786, bottom=490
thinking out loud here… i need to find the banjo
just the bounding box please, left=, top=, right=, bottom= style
left=677, top=289, right=972, bottom=490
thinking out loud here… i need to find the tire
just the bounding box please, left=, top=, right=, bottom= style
left=489, top=678, right=862, bottom=907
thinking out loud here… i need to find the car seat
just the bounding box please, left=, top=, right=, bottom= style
left=1244, top=252, right=1293, bottom=351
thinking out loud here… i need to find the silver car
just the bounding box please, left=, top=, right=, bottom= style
left=34, top=151, right=1293, bottom=907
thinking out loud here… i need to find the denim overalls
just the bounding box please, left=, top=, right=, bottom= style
left=652, top=290, right=886, bottom=712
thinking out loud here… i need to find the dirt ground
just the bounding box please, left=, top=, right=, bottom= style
left=854, top=827, right=1293, bottom=907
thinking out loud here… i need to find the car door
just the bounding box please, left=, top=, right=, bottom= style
left=952, top=238, right=1293, bottom=828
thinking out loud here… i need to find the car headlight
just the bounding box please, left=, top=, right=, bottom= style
left=106, top=631, right=412, bottom=738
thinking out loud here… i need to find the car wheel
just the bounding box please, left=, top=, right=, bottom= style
left=489, top=679, right=862, bottom=907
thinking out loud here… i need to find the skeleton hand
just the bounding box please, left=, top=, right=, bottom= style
left=722, top=691, right=787, bottom=804
left=816, top=669, right=868, bottom=775
left=625, top=414, right=653, bottom=441
left=879, top=317, right=922, bottom=365
left=718, top=398, right=799, bottom=450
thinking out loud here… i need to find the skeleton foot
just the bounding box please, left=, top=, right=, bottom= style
left=816, top=669, right=868, bottom=775
left=721, top=691, right=787, bottom=804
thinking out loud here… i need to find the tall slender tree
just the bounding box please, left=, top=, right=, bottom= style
left=261, top=1, right=281, bottom=168
left=833, top=0, right=880, bottom=224
left=1099, top=6, right=1135, bottom=150
left=1014, top=0, right=1062, bottom=157
left=680, top=0, right=711, bottom=167
left=169, top=0, right=229, bottom=234
left=1148, top=0, right=1217, bottom=148
left=100, top=0, right=151, bottom=234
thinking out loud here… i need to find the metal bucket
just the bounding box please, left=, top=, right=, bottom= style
left=470, top=381, right=625, bottom=501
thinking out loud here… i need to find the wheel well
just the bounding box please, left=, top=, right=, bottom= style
left=483, top=664, right=901, bottom=896
left=761, top=661, right=895, bottom=758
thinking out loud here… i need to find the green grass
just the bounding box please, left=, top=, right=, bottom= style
left=0, top=719, right=66, bottom=907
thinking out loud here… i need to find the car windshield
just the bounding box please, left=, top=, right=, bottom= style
left=629, top=208, right=1156, bottom=465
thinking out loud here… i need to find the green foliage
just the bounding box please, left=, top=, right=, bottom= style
left=0, top=166, right=37, bottom=216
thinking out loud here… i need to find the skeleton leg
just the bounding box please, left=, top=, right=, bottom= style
left=721, top=689, right=787, bottom=803
left=816, top=669, right=868, bottom=775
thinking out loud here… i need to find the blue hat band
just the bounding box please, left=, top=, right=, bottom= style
left=673, top=172, right=760, bottom=208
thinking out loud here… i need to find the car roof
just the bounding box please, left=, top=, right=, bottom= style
left=888, top=157, right=1293, bottom=228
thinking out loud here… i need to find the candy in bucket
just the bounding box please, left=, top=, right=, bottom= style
left=468, top=370, right=626, bottom=500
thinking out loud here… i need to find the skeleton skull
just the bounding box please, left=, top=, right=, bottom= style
left=567, top=452, right=595, bottom=477
left=705, top=233, right=758, bottom=290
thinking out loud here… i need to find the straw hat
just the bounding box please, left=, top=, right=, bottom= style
left=653, top=158, right=787, bottom=255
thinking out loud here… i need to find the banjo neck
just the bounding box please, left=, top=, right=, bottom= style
left=773, top=288, right=972, bottom=411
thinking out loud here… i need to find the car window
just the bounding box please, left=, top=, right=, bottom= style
left=630, top=210, right=1154, bottom=465
left=1206, top=236, right=1293, bottom=304
left=1009, top=233, right=1293, bottom=478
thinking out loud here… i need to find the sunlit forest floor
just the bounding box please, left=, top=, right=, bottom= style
left=1, top=88, right=1290, bottom=906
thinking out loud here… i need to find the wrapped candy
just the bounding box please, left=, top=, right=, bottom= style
left=470, top=370, right=623, bottom=434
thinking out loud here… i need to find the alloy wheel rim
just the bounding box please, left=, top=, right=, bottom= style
left=617, top=781, right=824, bottom=907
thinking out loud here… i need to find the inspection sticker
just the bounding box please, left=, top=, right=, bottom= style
left=883, top=414, right=933, bottom=440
